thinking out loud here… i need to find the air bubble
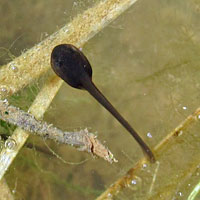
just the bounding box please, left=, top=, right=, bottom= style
left=64, top=28, right=69, bottom=33
left=127, top=176, right=142, bottom=191
left=142, top=163, right=148, bottom=169
left=9, top=63, right=18, bottom=72
left=2, top=99, right=8, bottom=103
left=5, top=138, right=17, bottom=150
left=73, top=2, right=78, bottom=6
left=107, top=193, right=112, bottom=199
left=177, top=191, right=183, bottom=197
left=178, top=130, right=183, bottom=136
left=0, top=87, right=8, bottom=94
left=147, top=132, right=152, bottom=138
left=182, top=106, right=187, bottom=110
left=131, top=179, right=137, bottom=185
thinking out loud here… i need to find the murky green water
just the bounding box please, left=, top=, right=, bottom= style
left=1, top=0, right=200, bottom=199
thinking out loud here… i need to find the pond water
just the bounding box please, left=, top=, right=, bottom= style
left=1, top=0, right=200, bottom=199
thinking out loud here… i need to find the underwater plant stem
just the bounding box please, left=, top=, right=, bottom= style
left=187, top=179, right=200, bottom=200
left=0, top=0, right=139, bottom=99
left=96, top=107, right=200, bottom=200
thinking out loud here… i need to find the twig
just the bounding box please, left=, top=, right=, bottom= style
left=0, top=99, right=116, bottom=163
left=0, top=75, right=116, bottom=180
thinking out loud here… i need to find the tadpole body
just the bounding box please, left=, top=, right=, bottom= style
left=51, top=44, right=155, bottom=162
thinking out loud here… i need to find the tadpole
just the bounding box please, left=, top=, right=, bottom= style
left=51, top=44, right=155, bottom=163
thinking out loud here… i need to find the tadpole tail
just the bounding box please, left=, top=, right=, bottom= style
left=81, top=76, right=155, bottom=163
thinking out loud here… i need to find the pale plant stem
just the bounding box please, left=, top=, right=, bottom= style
left=0, top=0, right=138, bottom=99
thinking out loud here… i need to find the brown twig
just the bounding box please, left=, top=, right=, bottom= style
left=0, top=99, right=117, bottom=163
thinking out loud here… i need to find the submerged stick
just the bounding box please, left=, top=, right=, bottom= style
left=0, top=99, right=116, bottom=163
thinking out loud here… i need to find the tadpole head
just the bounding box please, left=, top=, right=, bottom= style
left=51, top=44, right=92, bottom=89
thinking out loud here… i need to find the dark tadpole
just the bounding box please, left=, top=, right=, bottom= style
left=50, top=44, right=155, bottom=163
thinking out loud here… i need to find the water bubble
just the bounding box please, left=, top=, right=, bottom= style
left=36, top=47, right=40, bottom=52
left=64, top=28, right=69, bottom=33
left=0, top=87, right=8, bottom=94
left=127, top=176, right=142, bottom=191
left=107, top=193, right=112, bottom=199
left=131, top=179, right=137, bottom=185
left=5, top=138, right=17, bottom=150
left=147, top=132, right=152, bottom=138
left=177, top=191, right=183, bottom=197
left=178, top=130, right=183, bottom=136
left=182, top=106, right=187, bottom=110
left=9, top=63, right=18, bottom=72
left=2, top=99, right=8, bottom=104
left=142, top=163, right=148, bottom=169
left=73, top=2, right=78, bottom=6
